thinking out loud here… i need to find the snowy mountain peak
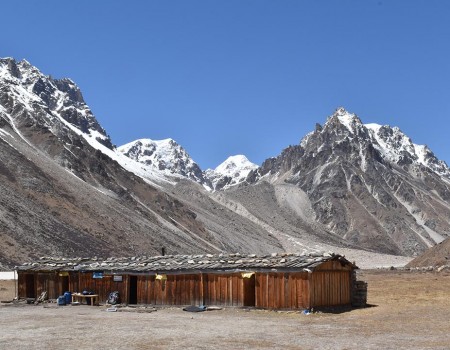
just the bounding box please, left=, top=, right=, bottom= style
left=118, top=138, right=206, bottom=183
left=299, top=108, right=450, bottom=179
left=215, top=155, right=256, bottom=173
left=0, top=57, right=112, bottom=148
left=334, top=106, right=352, bottom=117
left=326, top=107, right=363, bottom=133
left=204, top=155, right=258, bottom=191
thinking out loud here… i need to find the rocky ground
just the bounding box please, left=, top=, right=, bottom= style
left=407, top=237, right=450, bottom=268
left=1, top=270, right=449, bottom=349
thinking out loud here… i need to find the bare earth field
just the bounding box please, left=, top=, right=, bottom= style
left=1, top=270, right=449, bottom=350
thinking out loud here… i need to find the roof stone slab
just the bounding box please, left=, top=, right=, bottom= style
left=16, top=252, right=356, bottom=273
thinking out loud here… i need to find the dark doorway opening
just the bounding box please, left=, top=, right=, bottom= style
left=129, top=276, right=137, bottom=304
left=61, top=276, right=69, bottom=294
left=243, top=274, right=256, bottom=307
left=25, top=274, right=36, bottom=298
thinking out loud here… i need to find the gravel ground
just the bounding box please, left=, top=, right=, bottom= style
left=1, top=270, right=449, bottom=350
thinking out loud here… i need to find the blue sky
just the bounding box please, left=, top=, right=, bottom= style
left=2, top=0, right=450, bottom=169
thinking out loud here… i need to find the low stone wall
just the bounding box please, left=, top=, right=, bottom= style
left=351, top=270, right=367, bottom=307
left=352, top=280, right=368, bottom=307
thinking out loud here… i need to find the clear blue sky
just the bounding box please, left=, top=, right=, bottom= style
left=2, top=0, right=450, bottom=169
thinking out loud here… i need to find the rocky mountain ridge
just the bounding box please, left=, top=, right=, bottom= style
left=246, top=108, right=450, bottom=255
left=0, top=57, right=282, bottom=267
left=118, top=138, right=208, bottom=185
left=0, top=58, right=113, bottom=149
left=1, top=57, right=449, bottom=267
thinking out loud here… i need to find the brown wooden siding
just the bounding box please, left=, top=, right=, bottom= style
left=18, top=272, right=74, bottom=299
left=314, top=260, right=353, bottom=271
left=36, top=272, right=57, bottom=299
left=203, top=273, right=245, bottom=307
left=255, top=272, right=310, bottom=309
left=17, top=261, right=353, bottom=309
left=136, top=274, right=202, bottom=305
left=75, top=272, right=128, bottom=303
left=17, top=273, right=31, bottom=298
left=69, top=272, right=79, bottom=295
left=310, top=271, right=351, bottom=307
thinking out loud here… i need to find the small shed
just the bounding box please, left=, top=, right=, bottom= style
left=16, top=252, right=359, bottom=309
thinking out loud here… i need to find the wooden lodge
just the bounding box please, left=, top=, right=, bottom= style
left=16, top=252, right=361, bottom=310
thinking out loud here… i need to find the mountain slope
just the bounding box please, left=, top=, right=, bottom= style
left=1, top=58, right=448, bottom=268
left=406, top=237, right=450, bottom=267
left=0, top=58, right=216, bottom=266
left=247, top=108, right=450, bottom=256
left=0, top=58, right=283, bottom=267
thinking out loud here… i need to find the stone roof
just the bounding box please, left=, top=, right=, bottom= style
left=16, top=252, right=355, bottom=273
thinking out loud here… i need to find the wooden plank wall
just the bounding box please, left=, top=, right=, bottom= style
left=310, top=271, right=351, bottom=307
left=18, top=262, right=353, bottom=309
left=17, top=273, right=27, bottom=298
left=255, top=272, right=310, bottom=309
left=69, top=272, right=79, bottom=295
left=18, top=272, right=70, bottom=299
left=137, top=274, right=202, bottom=305
left=75, top=272, right=128, bottom=304
left=36, top=272, right=57, bottom=299
left=137, top=275, right=155, bottom=304
left=314, top=260, right=353, bottom=272
left=203, top=273, right=244, bottom=307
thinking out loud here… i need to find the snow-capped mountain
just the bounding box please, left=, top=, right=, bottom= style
left=0, top=57, right=112, bottom=149
left=0, top=57, right=233, bottom=266
left=248, top=107, right=450, bottom=256
left=118, top=140, right=258, bottom=191
left=298, top=107, right=450, bottom=179
left=118, top=138, right=206, bottom=184
left=365, top=123, right=450, bottom=178
left=0, top=57, right=192, bottom=187
left=2, top=57, right=450, bottom=267
left=204, top=155, right=258, bottom=191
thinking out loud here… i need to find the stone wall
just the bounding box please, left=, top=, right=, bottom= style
left=351, top=271, right=367, bottom=307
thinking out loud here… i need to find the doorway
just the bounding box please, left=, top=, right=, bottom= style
left=243, top=274, right=256, bottom=307
left=61, top=276, right=69, bottom=294
left=129, top=276, right=137, bottom=304
left=25, top=274, right=36, bottom=298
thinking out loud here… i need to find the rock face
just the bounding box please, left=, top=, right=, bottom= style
left=1, top=58, right=450, bottom=267
left=0, top=58, right=113, bottom=149
left=247, top=108, right=450, bottom=255
left=0, top=58, right=280, bottom=267
left=406, top=237, right=450, bottom=268
left=118, top=138, right=207, bottom=184
left=117, top=143, right=258, bottom=191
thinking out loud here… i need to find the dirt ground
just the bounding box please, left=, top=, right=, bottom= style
left=1, top=270, right=449, bottom=350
